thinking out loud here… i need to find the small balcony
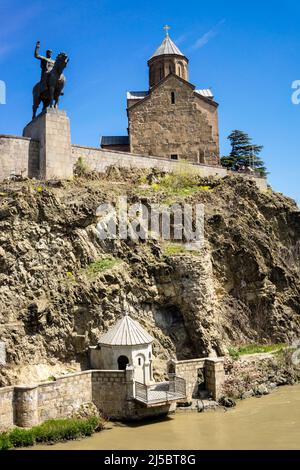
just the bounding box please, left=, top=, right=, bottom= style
left=134, top=376, right=186, bottom=407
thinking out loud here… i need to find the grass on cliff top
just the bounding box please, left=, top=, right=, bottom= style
left=86, top=256, right=121, bottom=277
left=137, top=166, right=213, bottom=200
left=228, top=343, right=287, bottom=360
left=0, top=416, right=103, bottom=450
left=163, top=242, right=202, bottom=257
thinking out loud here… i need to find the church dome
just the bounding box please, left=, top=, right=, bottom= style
left=148, top=28, right=189, bottom=87
left=150, top=35, right=185, bottom=59
left=99, top=313, right=154, bottom=346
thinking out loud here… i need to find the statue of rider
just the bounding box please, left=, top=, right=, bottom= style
left=34, top=41, right=55, bottom=94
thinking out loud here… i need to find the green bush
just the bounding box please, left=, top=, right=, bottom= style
left=0, top=416, right=102, bottom=450
left=74, top=157, right=90, bottom=177
left=9, top=427, right=35, bottom=447
left=0, top=433, right=12, bottom=451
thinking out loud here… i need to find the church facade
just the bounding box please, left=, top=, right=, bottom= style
left=101, top=30, right=220, bottom=166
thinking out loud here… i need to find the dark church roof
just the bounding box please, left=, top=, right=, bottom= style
left=101, top=136, right=129, bottom=146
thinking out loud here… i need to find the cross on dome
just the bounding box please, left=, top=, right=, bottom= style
left=163, top=25, right=171, bottom=36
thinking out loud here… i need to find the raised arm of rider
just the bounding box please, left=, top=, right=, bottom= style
left=34, top=41, right=43, bottom=60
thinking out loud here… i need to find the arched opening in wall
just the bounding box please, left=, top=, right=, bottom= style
left=171, top=91, right=175, bottom=104
left=178, top=64, right=182, bottom=77
left=117, top=355, right=129, bottom=370
left=159, top=67, right=163, bottom=80
left=168, top=363, right=175, bottom=374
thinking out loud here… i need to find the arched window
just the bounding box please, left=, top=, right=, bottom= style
left=171, top=91, right=175, bottom=104
left=117, top=355, right=129, bottom=370
left=178, top=64, right=182, bottom=77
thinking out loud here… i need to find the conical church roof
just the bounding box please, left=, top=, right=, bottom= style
left=150, top=35, right=185, bottom=59
left=99, top=314, right=154, bottom=346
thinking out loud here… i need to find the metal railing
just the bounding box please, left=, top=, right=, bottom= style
left=134, top=376, right=186, bottom=404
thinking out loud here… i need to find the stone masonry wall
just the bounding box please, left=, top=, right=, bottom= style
left=171, top=358, right=206, bottom=401
left=0, top=135, right=39, bottom=180
left=171, top=357, right=225, bottom=401
left=91, top=370, right=127, bottom=420
left=205, top=358, right=225, bottom=401
left=0, top=134, right=267, bottom=191
left=128, top=75, right=219, bottom=165
left=72, top=145, right=227, bottom=177
left=37, top=371, right=92, bottom=424
left=0, top=370, right=129, bottom=430
left=0, top=386, right=14, bottom=430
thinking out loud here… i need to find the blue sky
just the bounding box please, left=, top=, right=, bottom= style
left=0, top=0, right=299, bottom=203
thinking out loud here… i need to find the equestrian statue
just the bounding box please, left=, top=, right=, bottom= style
left=32, top=41, right=69, bottom=119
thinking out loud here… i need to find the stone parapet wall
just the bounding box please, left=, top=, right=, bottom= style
left=0, top=386, right=14, bottom=430
left=91, top=370, right=127, bottom=420
left=71, top=145, right=267, bottom=189
left=0, top=132, right=267, bottom=191
left=73, top=144, right=225, bottom=177
left=0, top=371, right=92, bottom=431
left=0, top=135, right=39, bottom=180
left=37, top=371, right=92, bottom=424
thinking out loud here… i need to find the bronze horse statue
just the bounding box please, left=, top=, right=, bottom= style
left=32, top=52, right=69, bottom=119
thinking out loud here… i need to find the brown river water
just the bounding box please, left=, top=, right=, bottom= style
left=35, top=384, right=300, bottom=450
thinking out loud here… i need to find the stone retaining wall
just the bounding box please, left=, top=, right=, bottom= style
left=169, top=357, right=225, bottom=401
left=71, top=144, right=228, bottom=178
left=0, top=135, right=39, bottom=180
left=0, top=134, right=268, bottom=191
left=92, top=370, right=127, bottom=419
left=0, top=386, right=14, bottom=430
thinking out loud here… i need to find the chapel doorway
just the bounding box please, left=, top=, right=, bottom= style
left=118, top=355, right=129, bottom=370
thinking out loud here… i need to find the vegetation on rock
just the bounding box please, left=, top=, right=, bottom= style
left=0, top=168, right=299, bottom=385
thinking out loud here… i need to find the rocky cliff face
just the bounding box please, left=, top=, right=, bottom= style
left=0, top=170, right=300, bottom=386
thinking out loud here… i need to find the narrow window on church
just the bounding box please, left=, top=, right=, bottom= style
left=171, top=91, right=175, bottom=104
left=171, top=154, right=178, bottom=160
left=178, top=65, right=182, bottom=77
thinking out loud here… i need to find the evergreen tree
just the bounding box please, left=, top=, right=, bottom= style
left=221, top=130, right=267, bottom=176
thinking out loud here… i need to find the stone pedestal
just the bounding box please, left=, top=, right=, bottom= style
left=23, top=108, right=73, bottom=180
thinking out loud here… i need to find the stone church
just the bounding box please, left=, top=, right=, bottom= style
left=101, top=29, right=220, bottom=165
